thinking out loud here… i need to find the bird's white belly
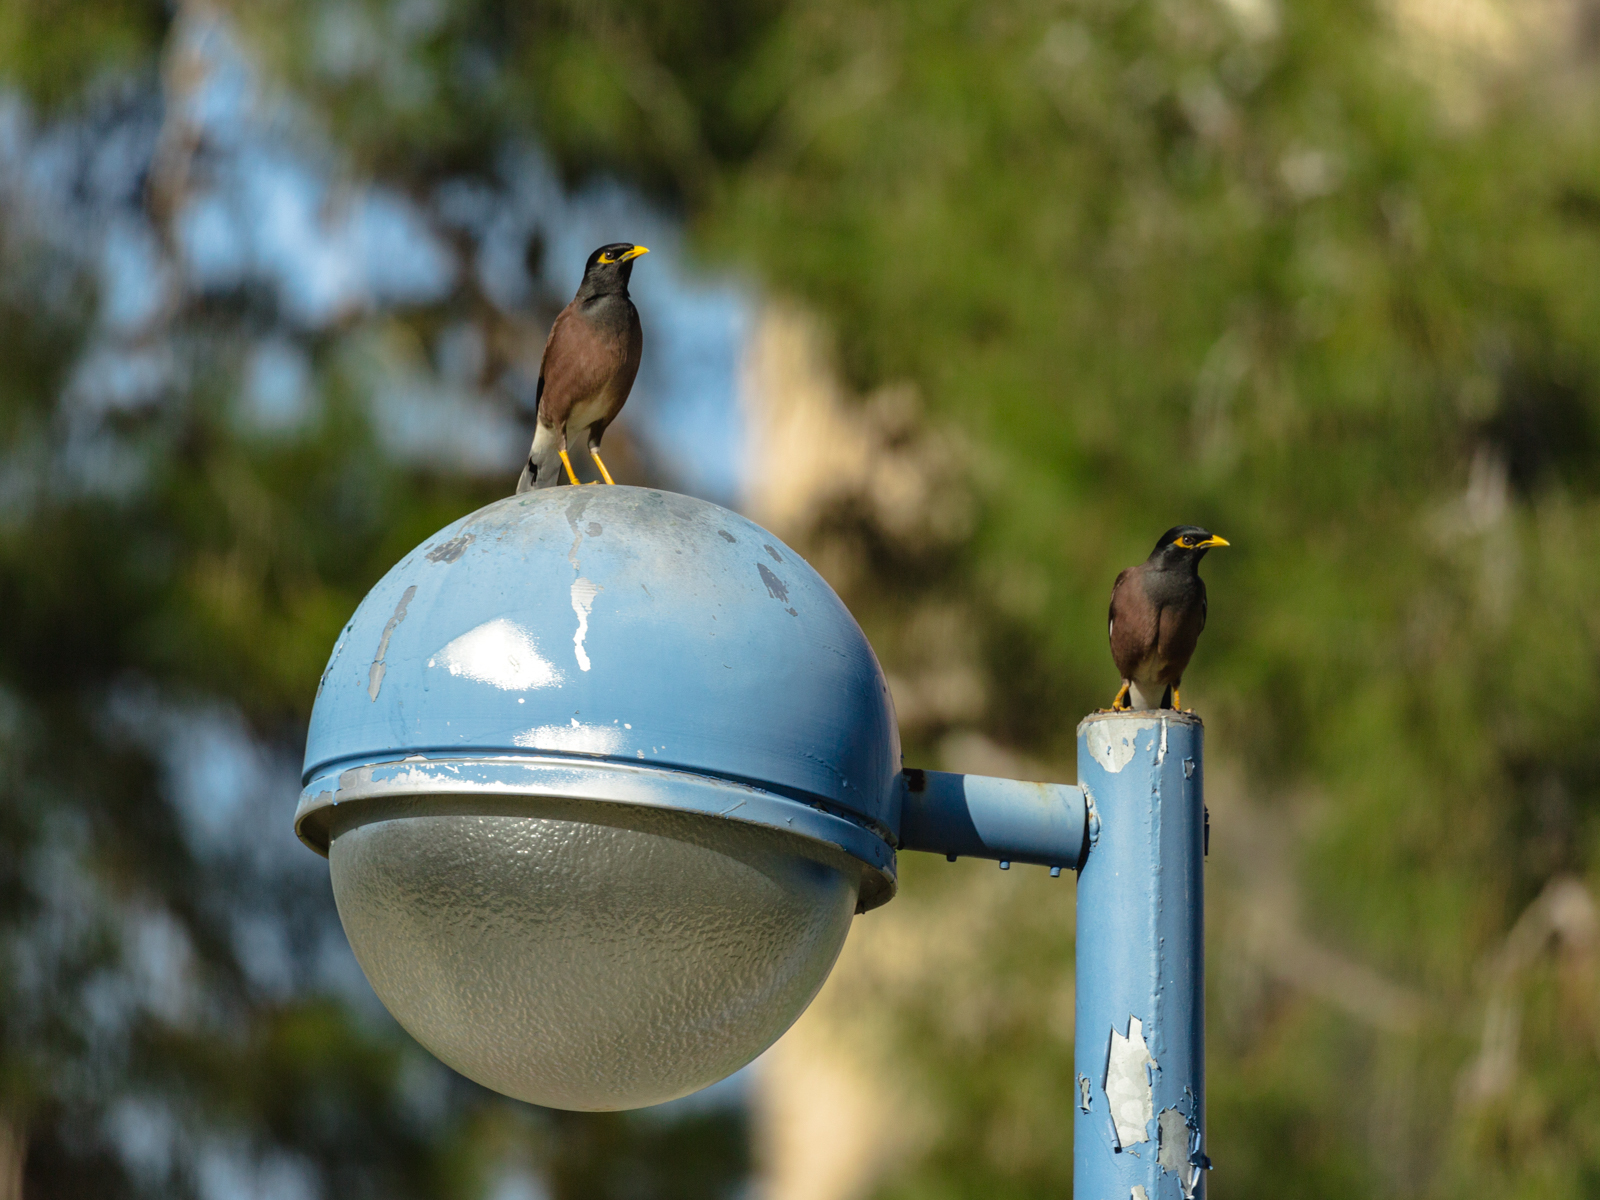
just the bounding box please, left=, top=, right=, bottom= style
left=566, top=393, right=609, bottom=437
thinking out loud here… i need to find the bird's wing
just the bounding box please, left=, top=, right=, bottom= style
left=1108, top=566, right=1159, bottom=679
left=1108, top=567, right=1129, bottom=638
left=536, top=307, right=620, bottom=429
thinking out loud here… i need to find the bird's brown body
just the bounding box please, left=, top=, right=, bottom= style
left=1108, top=526, right=1227, bottom=710
left=517, top=243, right=647, bottom=491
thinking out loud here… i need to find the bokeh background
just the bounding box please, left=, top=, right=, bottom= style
left=4, top=0, right=1600, bottom=1196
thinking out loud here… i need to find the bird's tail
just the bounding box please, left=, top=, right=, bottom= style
left=516, top=424, right=565, bottom=492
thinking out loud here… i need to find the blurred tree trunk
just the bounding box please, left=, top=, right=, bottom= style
left=0, top=1118, right=23, bottom=1200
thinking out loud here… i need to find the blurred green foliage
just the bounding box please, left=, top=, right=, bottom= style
left=6, top=0, right=1600, bottom=1195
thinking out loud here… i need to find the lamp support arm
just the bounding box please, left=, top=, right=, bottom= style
left=895, top=768, right=1088, bottom=870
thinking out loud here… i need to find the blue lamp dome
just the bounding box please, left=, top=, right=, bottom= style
left=295, top=486, right=903, bottom=1110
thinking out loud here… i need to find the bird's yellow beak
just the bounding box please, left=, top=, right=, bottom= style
left=619, top=245, right=650, bottom=262
left=1195, top=535, right=1229, bottom=549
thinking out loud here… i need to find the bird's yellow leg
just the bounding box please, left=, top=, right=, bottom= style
left=590, top=448, right=617, bottom=485
left=1111, top=681, right=1130, bottom=711
left=559, top=449, right=581, bottom=486
left=1171, top=686, right=1182, bottom=712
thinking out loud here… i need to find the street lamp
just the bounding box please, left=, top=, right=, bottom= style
left=297, top=486, right=1209, bottom=1197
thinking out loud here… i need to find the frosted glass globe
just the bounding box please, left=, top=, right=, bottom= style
left=327, top=799, right=860, bottom=1111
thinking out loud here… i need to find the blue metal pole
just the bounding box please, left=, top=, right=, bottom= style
left=1075, top=711, right=1208, bottom=1200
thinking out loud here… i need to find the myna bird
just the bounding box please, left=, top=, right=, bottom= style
left=516, top=243, right=648, bottom=491
left=1108, top=526, right=1229, bottom=711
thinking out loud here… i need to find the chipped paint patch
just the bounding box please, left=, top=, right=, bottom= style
left=1078, top=1073, right=1094, bottom=1111
left=318, top=623, right=352, bottom=699
left=1105, top=1014, right=1157, bottom=1149
left=1131, top=1188, right=1148, bottom=1200
left=514, top=719, right=623, bottom=756
left=758, top=563, right=790, bottom=603
left=367, top=585, right=417, bottom=701
left=427, top=618, right=562, bottom=691
left=570, top=578, right=603, bottom=671
left=564, top=492, right=591, bottom=569
left=425, top=533, right=474, bottom=563
left=1157, top=1107, right=1188, bottom=1172
left=563, top=495, right=602, bottom=670
left=1086, top=719, right=1157, bottom=773
left=1158, top=1101, right=1206, bottom=1197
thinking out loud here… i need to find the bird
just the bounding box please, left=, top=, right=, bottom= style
left=1108, top=526, right=1229, bottom=711
left=516, top=243, right=648, bottom=491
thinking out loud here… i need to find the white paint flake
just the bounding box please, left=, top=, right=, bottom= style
left=428, top=618, right=562, bottom=691
left=1087, top=719, right=1157, bottom=773
left=570, top=577, right=603, bottom=671
left=1106, top=1015, right=1158, bottom=1149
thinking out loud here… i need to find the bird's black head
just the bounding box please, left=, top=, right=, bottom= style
left=1149, top=525, right=1230, bottom=570
left=579, top=243, right=649, bottom=296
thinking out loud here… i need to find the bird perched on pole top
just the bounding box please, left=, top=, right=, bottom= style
left=516, top=243, right=648, bottom=491
left=1108, top=526, right=1229, bottom=712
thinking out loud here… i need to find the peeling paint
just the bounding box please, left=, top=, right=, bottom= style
left=317, top=625, right=351, bottom=698
left=1131, top=1188, right=1148, bottom=1200
left=717, top=529, right=737, bottom=543
left=1157, top=719, right=1168, bottom=765
left=1105, top=1014, right=1157, bottom=1149
left=1157, top=1108, right=1188, bottom=1173
left=758, top=563, right=790, bottom=604
left=425, top=533, right=474, bottom=563
left=563, top=495, right=601, bottom=671
left=564, top=493, right=591, bottom=570
left=1087, top=719, right=1155, bottom=774
left=1163, top=1092, right=1207, bottom=1198
left=764, top=544, right=784, bottom=563
left=570, top=578, right=603, bottom=671
left=1078, top=1073, right=1094, bottom=1111
left=427, top=618, right=562, bottom=691
left=367, top=585, right=417, bottom=701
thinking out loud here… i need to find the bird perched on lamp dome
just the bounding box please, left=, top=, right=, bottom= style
left=1108, top=526, right=1229, bottom=712
left=517, top=243, right=648, bottom=491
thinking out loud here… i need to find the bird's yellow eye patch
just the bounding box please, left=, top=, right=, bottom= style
left=596, top=252, right=615, bottom=265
